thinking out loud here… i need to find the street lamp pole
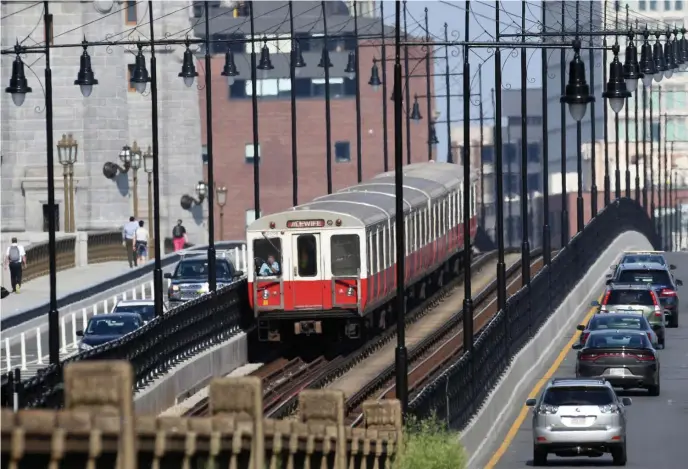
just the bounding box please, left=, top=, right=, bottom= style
left=203, top=1, right=217, bottom=292
left=559, top=0, right=568, bottom=247
left=130, top=141, right=141, bottom=219
left=519, top=0, right=530, bottom=285
left=216, top=185, right=228, bottom=241
left=57, top=134, right=78, bottom=234
left=541, top=10, right=551, bottom=264
left=588, top=0, right=598, bottom=217
left=494, top=2, right=507, bottom=314
left=462, top=0, right=474, bottom=358
left=143, top=148, right=153, bottom=255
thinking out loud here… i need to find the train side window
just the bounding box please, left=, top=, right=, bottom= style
left=472, top=184, right=477, bottom=217
left=415, top=212, right=420, bottom=250
left=296, top=234, right=318, bottom=277
left=376, top=229, right=382, bottom=272
left=391, top=221, right=396, bottom=262
left=253, top=237, right=282, bottom=277
left=382, top=226, right=387, bottom=268
left=405, top=215, right=409, bottom=255
left=458, top=189, right=463, bottom=223
left=331, top=234, right=360, bottom=276
left=367, top=232, right=372, bottom=275
left=371, top=231, right=378, bottom=274
left=449, top=193, right=454, bottom=228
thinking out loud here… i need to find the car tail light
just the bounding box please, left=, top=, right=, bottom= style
left=601, top=291, right=612, bottom=305
left=647, top=332, right=653, bottom=342
left=634, top=353, right=656, bottom=361
left=660, top=288, right=677, bottom=297
left=579, top=353, right=599, bottom=361
left=599, top=404, right=620, bottom=413
left=580, top=332, right=590, bottom=344
left=538, top=404, right=558, bottom=415
left=650, top=291, right=659, bottom=306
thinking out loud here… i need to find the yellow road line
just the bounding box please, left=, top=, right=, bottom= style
left=483, top=294, right=602, bottom=469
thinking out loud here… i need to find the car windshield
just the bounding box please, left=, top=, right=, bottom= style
left=585, top=332, right=651, bottom=349
left=543, top=387, right=614, bottom=406
left=174, top=259, right=231, bottom=279
left=606, top=289, right=654, bottom=305
left=622, top=254, right=665, bottom=265
left=589, top=315, right=647, bottom=331
left=617, top=269, right=672, bottom=285
left=113, top=305, right=155, bottom=321
left=85, top=317, right=140, bottom=336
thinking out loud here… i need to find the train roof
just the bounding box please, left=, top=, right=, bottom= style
left=247, top=162, right=468, bottom=231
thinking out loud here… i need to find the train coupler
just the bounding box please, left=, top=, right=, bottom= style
left=294, top=320, right=322, bottom=336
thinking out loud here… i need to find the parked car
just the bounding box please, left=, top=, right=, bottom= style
left=573, top=329, right=660, bottom=396
left=165, top=252, right=244, bottom=305
left=110, top=299, right=166, bottom=323
left=76, top=313, right=143, bottom=352
left=608, top=262, right=682, bottom=328
left=526, top=377, right=631, bottom=466
left=577, top=312, right=658, bottom=348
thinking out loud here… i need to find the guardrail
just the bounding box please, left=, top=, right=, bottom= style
left=408, top=198, right=661, bottom=429
left=1, top=361, right=400, bottom=469
left=1, top=245, right=249, bottom=376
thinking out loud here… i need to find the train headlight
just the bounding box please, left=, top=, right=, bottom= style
left=347, top=286, right=354, bottom=297
left=262, top=289, right=269, bottom=300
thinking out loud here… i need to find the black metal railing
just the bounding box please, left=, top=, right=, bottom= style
left=409, top=198, right=660, bottom=429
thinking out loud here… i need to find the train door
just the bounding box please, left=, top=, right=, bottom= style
left=291, top=233, right=324, bottom=308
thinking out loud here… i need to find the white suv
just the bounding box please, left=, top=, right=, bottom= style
left=526, top=378, right=632, bottom=466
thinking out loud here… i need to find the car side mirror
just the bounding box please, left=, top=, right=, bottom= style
left=576, top=324, right=586, bottom=331
left=234, top=270, right=244, bottom=278
left=670, top=264, right=677, bottom=270
left=605, top=279, right=613, bottom=285
left=610, top=264, right=617, bottom=270
left=571, top=343, right=583, bottom=350
left=590, top=300, right=600, bottom=307
left=676, top=279, right=683, bottom=286
left=76, top=330, right=83, bottom=337
left=621, top=397, right=632, bottom=406
left=525, top=398, right=537, bottom=407
left=163, top=272, right=172, bottom=279
left=605, top=273, right=613, bottom=279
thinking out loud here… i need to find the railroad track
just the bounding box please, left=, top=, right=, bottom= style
left=344, top=254, right=549, bottom=427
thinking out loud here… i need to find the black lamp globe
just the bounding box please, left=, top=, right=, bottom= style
left=318, top=47, right=333, bottom=69
left=6, top=47, right=32, bottom=107
left=344, top=51, right=356, bottom=80
left=257, top=39, right=274, bottom=78
left=679, top=28, right=688, bottom=71
left=602, top=44, right=632, bottom=114
left=74, top=38, right=98, bottom=97
left=178, top=43, right=199, bottom=88
left=622, top=34, right=641, bottom=93
left=673, top=29, right=686, bottom=71
left=368, top=60, right=381, bottom=91
left=664, top=33, right=675, bottom=79
left=130, top=45, right=151, bottom=94
left=669, top=33, right=680, bottom=72
left=652, top=33, right=666, bottom=83
left=639, top=30, right=656, bottom=88
left=292, top=40, right=306, bottom=76
left=560, top=39, right=595, bottom=122
left=410, top=96, right=422, bottom=123
left=221, top=49, right=239, bottom=85
left=428, top=123, right=439, bottom=145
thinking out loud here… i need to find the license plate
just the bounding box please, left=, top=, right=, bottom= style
left=571, top=417, right=586, bottom=424
left=621, top=309, right=642, bottom=314
left=609, top=368, right=626, bottom=376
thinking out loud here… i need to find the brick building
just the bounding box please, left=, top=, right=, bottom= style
left=192, top=1, right=435, bottom=240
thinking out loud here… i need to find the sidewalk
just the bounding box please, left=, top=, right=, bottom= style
left=1, top=261, right=132, bottom=319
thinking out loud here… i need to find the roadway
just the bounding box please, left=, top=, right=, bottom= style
left=486, top=251, right=688, bottom=468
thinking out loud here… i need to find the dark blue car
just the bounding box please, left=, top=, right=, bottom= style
left=77, top=313, right=143, bottom=352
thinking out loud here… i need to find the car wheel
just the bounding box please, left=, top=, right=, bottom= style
left=658, top=335, right=665, bottom=349
left=611, top=443, right=627, bottom=466
left=670, top=314, right=679, bottom=328
left=648, top=381, right=660, bottom=396
left=532, top=446, right=548, bottom=466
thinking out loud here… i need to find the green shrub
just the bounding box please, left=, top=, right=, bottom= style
left=394, top=415, right=467, bottom=469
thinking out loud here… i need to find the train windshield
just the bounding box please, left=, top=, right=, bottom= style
left=254, top=237, right=282, bottom=277
left=331, top=234, right=360, bottom=276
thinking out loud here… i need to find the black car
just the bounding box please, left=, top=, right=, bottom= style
left=577, top=312, right=658, bottom=348
left=573, top=329, right=660, bottom=396
left=610, top=262, right=682, bottom=328
left=76, top=313, right=143, bottom=352
left=165, top=255, right=244, bottom=304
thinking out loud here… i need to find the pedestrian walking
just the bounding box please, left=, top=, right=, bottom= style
left=133, top=220, right=150, bottom=264
left=172, top=219, right=187, bottom=252
left=4, top=237, right=26, bottom=293
left=122, top=216, right=139, bottom=268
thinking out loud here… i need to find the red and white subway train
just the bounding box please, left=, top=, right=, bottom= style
left=246, top=161, right=479, bottom=342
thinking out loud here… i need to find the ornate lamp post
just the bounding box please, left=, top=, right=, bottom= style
left=56, top=134, right=78, bottom=232
left=103, top=144, right=132, bottom=179
left=130, top=142, right=142, bottom=218
left=180, top=181, right=208, bottom=210
left=216, top=185, right=228, bottom=240
left=143, top=147, right=154, bottom=255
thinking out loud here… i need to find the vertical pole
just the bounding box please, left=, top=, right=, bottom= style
left=589, top=0, right=597, bottom=217
left=69, top=166, right=75, bottom=232
left=147, top=173, right=153, bottom=254
left=44, top=2, right=59, bottom=365
left=322, top=1, right=333, bottom=194
left=289, top=1, right=298, bottom=206
left=658, top=103, right=663, bottom=247
left=63, top=166, right=70, bottom=231
left=354, top=2, right=363, bottom=182
left=479, top=64, right=485, bottom=227
left=624, top=7, right=631, bottom=199
left=393, top=0, right=408, bottom=418
left=462, top=1, right=474, bottom=356
left=520, top=0, right=530, bottom=285
left=670, top=143, right=674, bottom=250
left=634, top=56, right=640, bottom=202
left=642, top=85, right=648, bottom=210
left=204, top=2, right=216, bottom=292
left=559, top=0, right=568, bottom=246
left=403, top=1, right=411, bottom=165
left=249, top=3, right=261, bottom=219
left=444, top=23, right=452, bottom=163
left=575, top=1, right=583, bottom=234
left=495, top=2, right=507, bottom=314
left=603, top=3, right=610, bottom=206
left=650, top=89, right=655, bottom=228
left=614, top=8, right=621, bottom=200
left=132, top=169, right=139, bottom=219
left=507, top=128, right=513, bottom=248
left=664, top=115, right=669, bottom=249
left=148, top=1, right=163, bottom=318
left=424, top=8, right=433, bottom=162
left=380, top=2, right=389, bottom=172
left=541, top=10, right=551, bottom=264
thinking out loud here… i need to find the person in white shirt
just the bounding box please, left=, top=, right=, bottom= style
left=122, top=216, right=139, bottom=268
left=4, top=237, right=27, bottom=293
left=133, top=220, right=150, bottom=264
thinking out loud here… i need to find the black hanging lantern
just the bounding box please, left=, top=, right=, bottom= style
left=560, top=39, right=595, bottom=122
left=292, top=40, right=306, bottom=74
left=602, top=43, right=632, bottom=114
left=652, top=32, right=666, bottom=83
left=318, top=47, right=332, bottom=69
left=257, top=38, right=274, bottom=77
left=410, top=96, right=422, bottom=122
left=344, top=51, right=356, bottom=80
left=5, top=44, right=32, bottom=107
left=74, top=37, right=98, bottom=98
left=428, top=123, right=439, bottom=145
left=221, top=49, right=239, bottom=84
left=622, top=33, right=641, bottom=93
left=679, top=27, right=688, bottom=71
left=668, top=32, right=680, bottom=72
left=664, top=32, right=676, bottom=79
left=674, top=28, right=686, bottom=71
left=130, top=44, right=151, bottom=94
left=368, top=59, right=381, bottom=91
left=639, top=30, right=656, bottom=88
left=178, top=41, right=199, bottom=88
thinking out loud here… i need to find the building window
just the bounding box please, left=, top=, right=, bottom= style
left=665, top=0, right=672, bottom=8
left=245, top=143, right=260, bottom=162
left=527, top=143, right=541, bottom=163
left=526, top=116, right=542, bottom=125
left=201, top=144, right=208, bottom=164
left=127, top=64, right=136, bottom=92
left=649, top=0, right=658, bottom=10
left=229, top=77, right=356, bottom=100
left=527, top=174, right=541, bottom=192
left=335, top=141, right=351, bottom=163
left=651, top=122, right=660, bottom=141
left=504, top=143, right=518, bottom=165
left=676, top=0, right=684, bottom=9
left=301, top=33, right=356, bottom=53
left=125, top=0, right=137, bottom=24
left=481, top=145, right=494, bottom=164
left=245, top=209, right=260, bottom=227
left=639, top=0, right=646, bottom=8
